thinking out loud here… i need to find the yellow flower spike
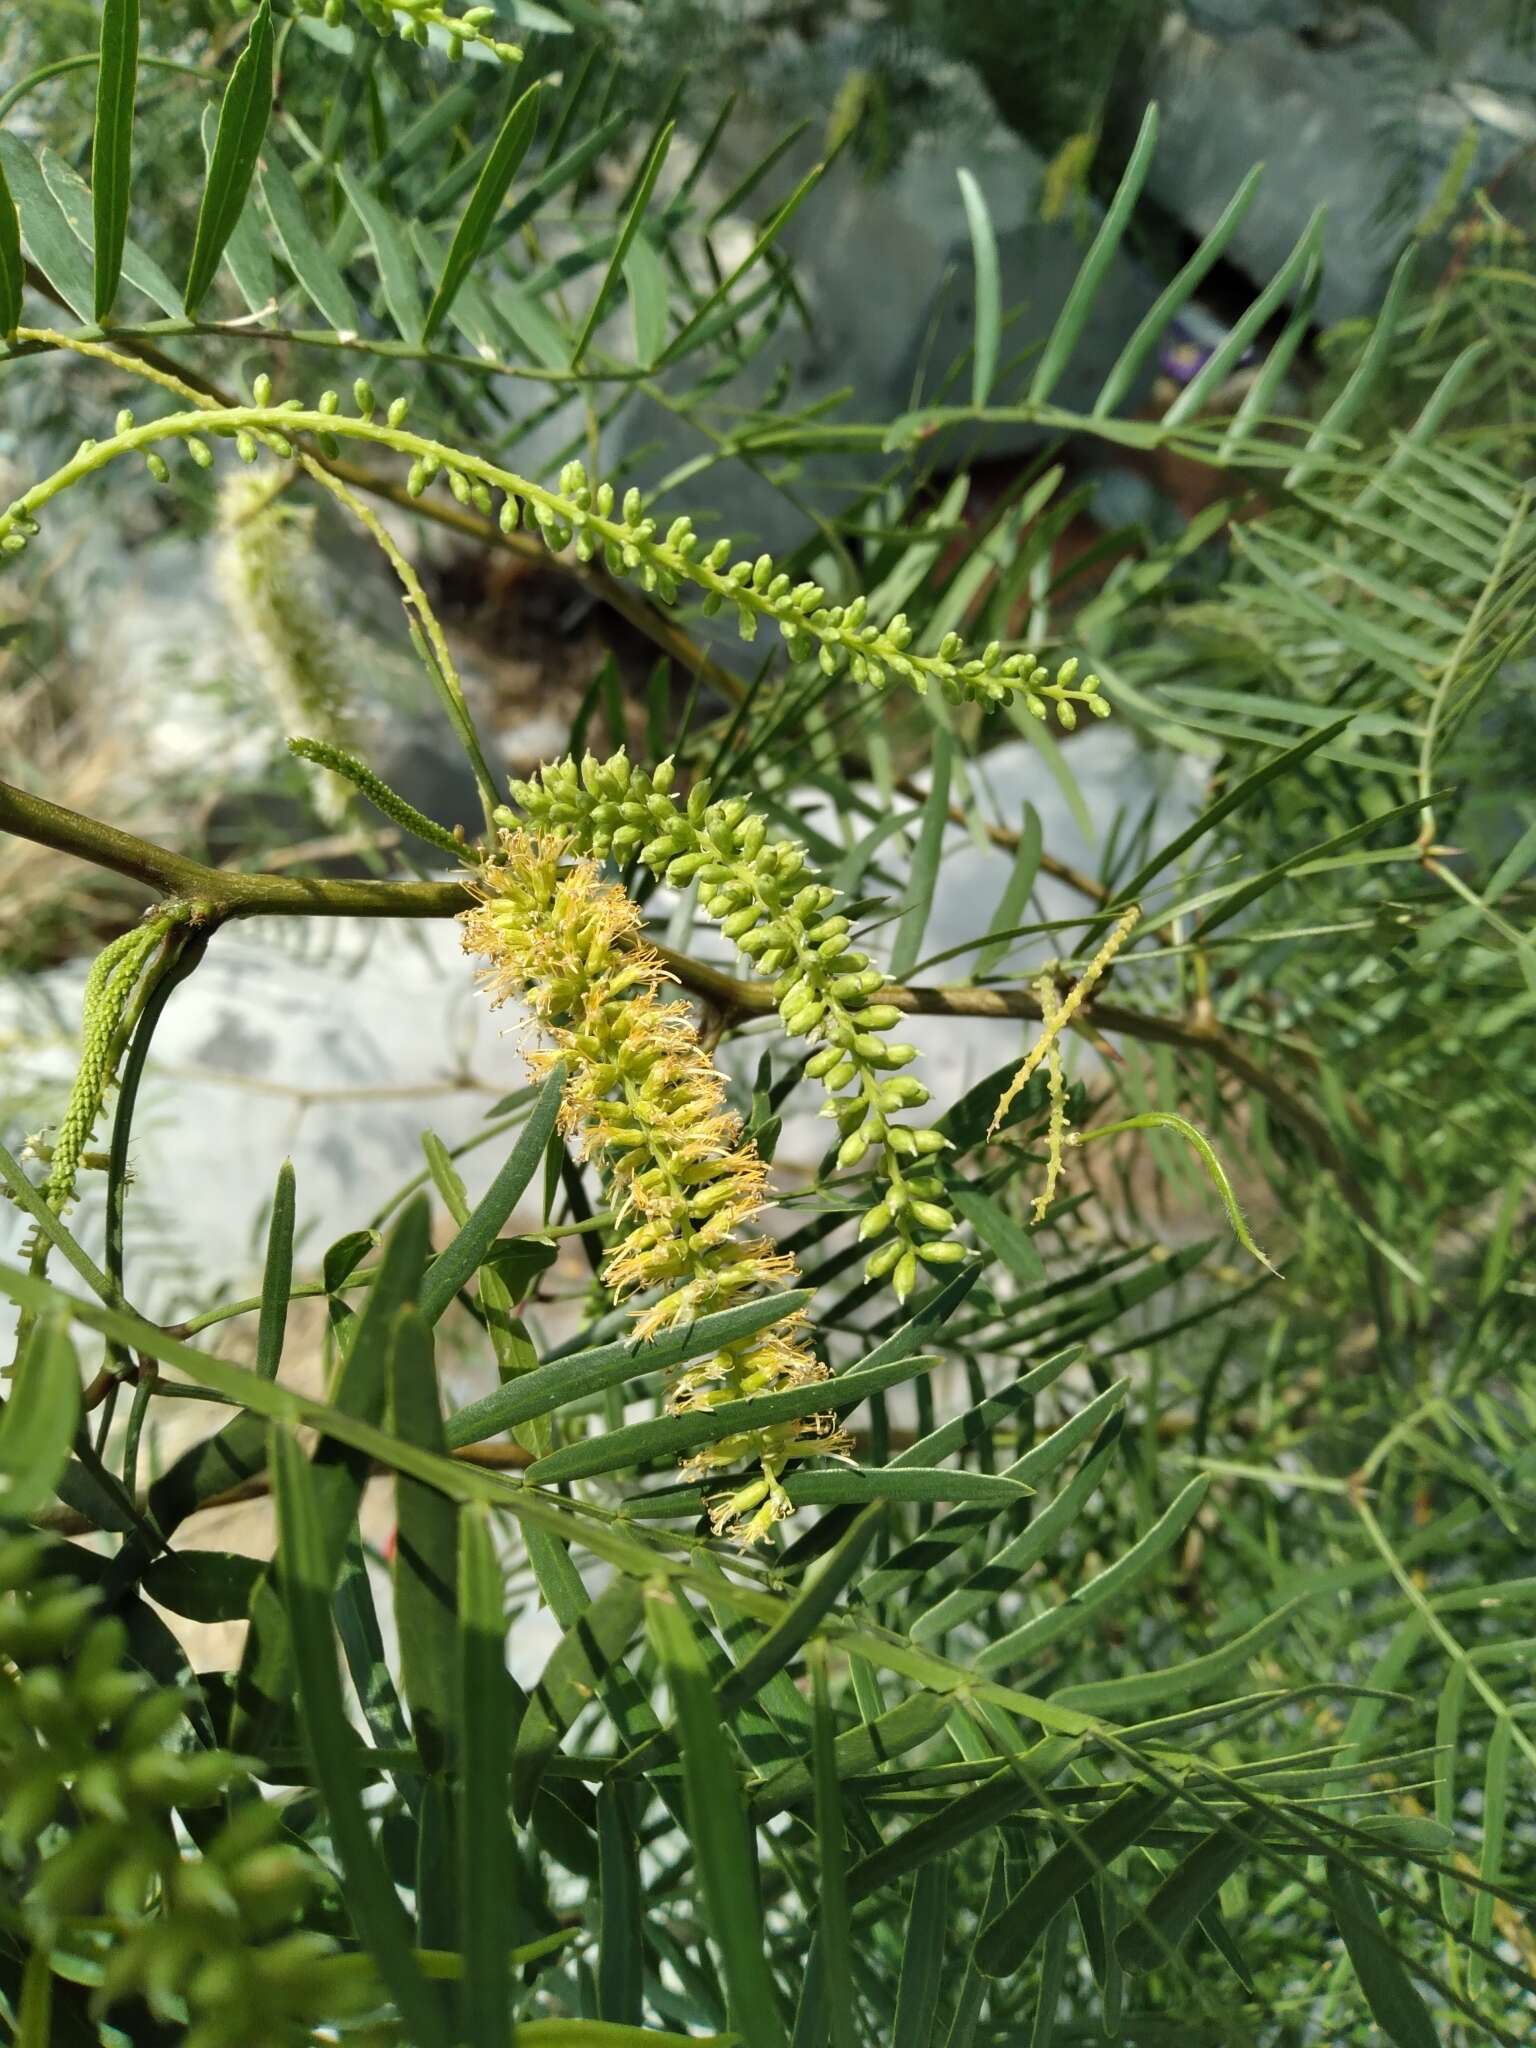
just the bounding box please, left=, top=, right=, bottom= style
left=462, top=828, right=848, bottom=1540
left=989, top=906, right=1141, bottom=1139
left=1029, top=973, right=1071, bottom=1226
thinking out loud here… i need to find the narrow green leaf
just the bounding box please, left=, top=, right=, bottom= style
left=1118, top=1818, right=1266, bottom=1972
left=975, top=1475, right=1210, bottom=1672
left=808, top=1646, right=856, bottom=2048
left=913, top=1402, right=1127, bottom=1640
left=1433, top=1664, right=1466, bottom=1926
left=526, top=1350, right=941, bottom=1485
left=337, top=161, right=425, bottom=344
left=458, top=1503, right=515, bottom=2048
left=647, top=1585, right=787, bottom=2048
left=893, top=1858, right=949, bottom=2048
left=1031, top=102, right=1158, bottom=405
left=512, top=1577, right=647, bottom=1819
left=0, top=132, right=93, bottom=321
left=752, top=1690, right=954, bottom=1819
left=896, top=1346, right=1081, bottom=1473
left=572, top=119, right=673, bottom=368
left=421, top=1065, right=566, bottom=1324
left=952, top=1185, right=1044, bottom=1289
left=272, top=1429, right=451, bottom=2046
left=1326, top=1859, right=1440, bottom=2048
left=623, top=228, right=669, bottom=366
left=255, top=1159, right=296, bottom=1379
left=1286, top=243, right=1415, bottom=487
left=141, top=1549, right=263, bottom=1623
left=390, top=1306, right=459, bottom=1773
left=977, top=1784, right=1175, bottom=1978
left=37, top=143, right=180, bottom=315
left=516, top=2028, right=737, bottom=2048
left=945, top=1847, right=1008, bottom=2048
left=657, top=158, right=822, bottom=369
left=1111, top=715, right=1352, bottom=908
left=1054, top=1603, right=1300, bottom=1716
left=783, top=1467, right=1032, bottom=1508
left=975, top=802, right=1042, bottom=979
left=0, top=1319, right=80, bottom=1518
left=1164, top=203, right=1324, bottom=426
left=91, top=0, right=139, bottom=321
left=957, top=167, right=999, bottom=407
left=15, top=1947, right=52, bottom=2048
left=234, top=1198, right=430, bottom=1750
left=1095, top=160, right=1264, bottom=417
left=890, top=731, right=952, bottom=981
left=200, top=103, right=272, bottom=314
left=1027, top=1906, right=1070, bottom=2047
left=848, top=1737, right=1084, bottom=1903
left=0, top=152, right=21, bottom=337
left=863, top=1373, right=1125, bottom=1608
left=446, top=1289, right=812, bottom=1446
left=185, top=0, right=273, bottom=316
left=597, top=1782, right=644, bottom=2027
left=258, top=147, right=358, bottom=332
left=1469, top=1714, right=1511, bottom=1996
left=424, top=79, right=540, bottom=343
left=148, top=1412, right=268, bottom=1537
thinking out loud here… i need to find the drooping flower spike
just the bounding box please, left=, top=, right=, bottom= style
left=462, top=829, right=849, bottom=1542
left=507, top=749, right=970, bottom=1296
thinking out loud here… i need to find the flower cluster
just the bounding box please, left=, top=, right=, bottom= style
left=216, top=475, right=359, bottom=824
left=1030, top=974, right=1070, bottom=1225
left=507, top=750, right=968, bottom=1296
left=43, top=909, right=183, bottom=1214
left=290, top=0, right=522, bottom=64
left=2, top=372, right=1107, bottom=723
left=0, top=1533, right=373, bottom=2047
left=535, top=462, right=1109, bottom=716
left=991, top=907, right=1142, bottom=1223
left=462, top=830, right=848, bottom=1541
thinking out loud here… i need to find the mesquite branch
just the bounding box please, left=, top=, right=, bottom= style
left=0, top=775, right=1351, bottom=1181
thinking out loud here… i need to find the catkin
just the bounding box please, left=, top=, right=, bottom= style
left=463, top=829, right=848, bottom=1541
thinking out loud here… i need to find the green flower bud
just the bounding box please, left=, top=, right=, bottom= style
left=864, top=1239, right=903, bottom=1281
left=837, top=1129, right=870, bottom=1169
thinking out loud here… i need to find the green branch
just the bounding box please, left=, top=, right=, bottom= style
left=0, top=777, right=1356, bottom=1187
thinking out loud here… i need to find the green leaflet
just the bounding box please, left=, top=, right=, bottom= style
left=424, top=80, right=541, bottom=342
left=976, top=1784, right=1177, bottom=1978
left=91, top=0, right=139, bottom=321
left=184, top=0, right=273, bottom=315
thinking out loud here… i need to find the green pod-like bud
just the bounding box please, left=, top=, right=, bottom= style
left=892, top=1247, right=918, bottom=1301
left=919, top=1241, right=966, bottom=1265
left=864, top=1239, right=903, bottom=1281
left=909, top=1201, right=954, bottom=1233
left=836, top=1128, right=870, bottom=1169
